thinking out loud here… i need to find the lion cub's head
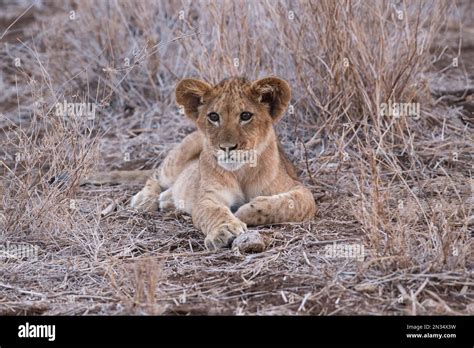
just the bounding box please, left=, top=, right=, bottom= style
left=176, top=76, right=291, bottom=171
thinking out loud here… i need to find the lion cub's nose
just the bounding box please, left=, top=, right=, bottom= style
left=219, top=143, right=238, bottom=152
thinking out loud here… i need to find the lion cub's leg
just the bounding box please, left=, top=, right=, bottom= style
left=130, top=175, right=162, bottom=211
left=131, top=131, right=202, bottom=212
left=168, top=159, right=199, bottom=214
left=193, top=189, right=247, bottom=250
left=235, top=185, right=315, bottom=226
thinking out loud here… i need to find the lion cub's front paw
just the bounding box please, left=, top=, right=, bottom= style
left=130, top=189, right=159, bottom=212
left=204, top=219, right=247, bottom=251
left=234, top=197, right=269, bottom=226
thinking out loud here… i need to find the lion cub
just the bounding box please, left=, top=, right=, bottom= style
left=131, top=76, right=316, bottom=250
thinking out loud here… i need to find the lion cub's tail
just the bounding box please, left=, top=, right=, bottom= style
left=80, top=170, right=155, bottom=186
left=81, top=131, right=204, bottom=188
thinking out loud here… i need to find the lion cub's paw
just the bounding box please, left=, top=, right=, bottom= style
left=204, top=219, right=247, bottom=251
left=158, top=188, right=175, bottom=211
left=130, top=189, right=159, bottom=212
left=234, top=197, right=269, bottom=225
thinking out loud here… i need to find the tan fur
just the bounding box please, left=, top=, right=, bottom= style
left=131, top=76, right=316, bottom=250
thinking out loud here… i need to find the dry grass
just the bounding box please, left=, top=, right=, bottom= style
left=0, top=0, right=472, bottom=315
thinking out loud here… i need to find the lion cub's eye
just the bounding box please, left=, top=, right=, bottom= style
left=207, top=112, right=220, bottom=123
left=240, top=112, right=253, bottom=122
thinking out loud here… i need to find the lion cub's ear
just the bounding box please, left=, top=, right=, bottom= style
left=176, top=79, right=212, bottom=120
left=251, top=77, right=291, bottom=122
